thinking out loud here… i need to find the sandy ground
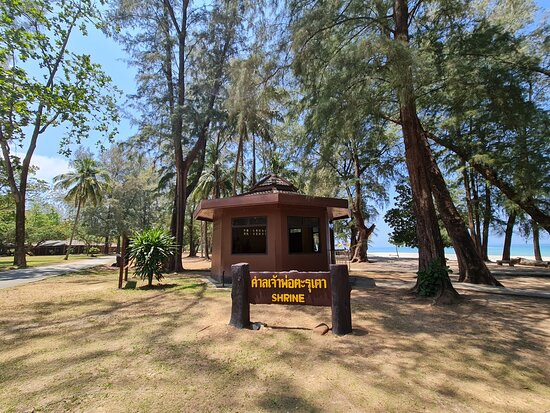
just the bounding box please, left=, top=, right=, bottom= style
left=367, top=251, right=548, bottom=262
left=0, top=258, right=549, bottom=412
left=349, top=254, right=550, bottom=292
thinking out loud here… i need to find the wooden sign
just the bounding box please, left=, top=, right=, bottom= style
left=230, top=263, right=352, bottom=335
left=249, top=272, right=331, bottom=306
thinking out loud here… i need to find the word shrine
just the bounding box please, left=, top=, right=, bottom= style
left=229, top=263, right=352, bottom=335
left=249, top=272, right=331, bottom=306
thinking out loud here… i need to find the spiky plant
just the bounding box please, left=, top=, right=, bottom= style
left=128, top=229, right=176, bottom=288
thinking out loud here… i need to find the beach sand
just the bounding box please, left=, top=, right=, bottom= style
left=352, top=252, right=550, bottom=291
left=367, top=251, right=543, bottom=262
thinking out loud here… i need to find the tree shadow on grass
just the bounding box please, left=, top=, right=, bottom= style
left=138, top=281, right=208, bottom=291
left=240, top=285, right=550, bottom=410
left=138, top=283, right=180, bottom=290
left=2, top=273, right=549, bottom=412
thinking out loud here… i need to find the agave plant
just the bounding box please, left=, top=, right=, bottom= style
left=128, top=229, right=176, bottom=288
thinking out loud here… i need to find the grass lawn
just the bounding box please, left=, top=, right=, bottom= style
left=0, top=254, right=100, bottom=271
left=0, top=265, right=549, bottom=412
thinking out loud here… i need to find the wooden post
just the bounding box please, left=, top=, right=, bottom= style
left=330, top=264, right=352, bottom=335
left=118, top=232, right=126, bottom=289
left=123, top=233, right=129, bottom=281
left=229, top=263, right=250, bottom=329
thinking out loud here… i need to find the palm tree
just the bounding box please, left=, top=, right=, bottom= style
left=54, top=157, right=110, bottom=260
left=191, top=143, right=234, bottom=203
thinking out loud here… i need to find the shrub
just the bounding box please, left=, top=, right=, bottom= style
left=417, top=259, right=451, bottom=297
left=128, top=229, right=176, bottom=288
left=88, top=246, right=101, bottom=256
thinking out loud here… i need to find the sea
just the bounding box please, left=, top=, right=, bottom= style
left=367, top=244, right=550, bottom=260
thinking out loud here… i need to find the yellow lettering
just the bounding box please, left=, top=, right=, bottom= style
left=251, top=276, right=258, bottom=288
left=298, top=294, right=305, bottom=303
left=305, top=279, right=312, bottom=293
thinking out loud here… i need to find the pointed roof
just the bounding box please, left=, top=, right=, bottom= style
left=194, top=173, right=350, bottom=222
left=242, top=174, right=298, bottom=195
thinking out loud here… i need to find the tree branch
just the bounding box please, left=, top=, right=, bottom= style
left=408, top=0, right=423, bottom=25
left=0, top=128, right=20, bottom=198
left=162, top=0, right=181, bottom=36
left=299, top=14, right=392, bottom=53
left=426, top=131, right=550, bottom=233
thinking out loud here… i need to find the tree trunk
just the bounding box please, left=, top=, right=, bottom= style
left=393, top=1, right=447, bottom=270
left=481, top=183, right=491, bottom=261
left=188, top=205, right=196, bottom=257
left=118, top=232, right=126, bottom=289
left=252, top=132, right=256, bottom=186
left=123, top=233, right=129, bottom=281
left=200, top=221, right=204, bottom=258
left=214, top=163, right=221, bottom=199
left=164, top=0, right=233, bottom=271
left=104, top=235, right=109, bottom=255
left=203, top=220, right=210, bottom=260
left=394, top=0, right=462, bottom=302
left=240, top=137, right=245, bottom=193
left=350, top=149, right=373, bottom=263
left=233, top=135, right=244, bottom=195
left=13, top=196, right=27, bottom=267
left=65, top=198, right=82, bottom=260
left=502, top=211, right=516, bottom=261
left=351, top=224, right=375, bottom=262
left=349, top=222, right=357, bottom=260
left=421, top=138, right=501, bottom=285
left=462, top=164, right=479, bottom=251
left=172, top=170, right=186, bottom=272
left=161, top=1, right=187, bottom=273
left=532, top=220, right=542, bottom=261
left=471, top=172, right=482, bottom=253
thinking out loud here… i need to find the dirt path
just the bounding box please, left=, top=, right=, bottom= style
left=0, top=256, right=114, bottom=289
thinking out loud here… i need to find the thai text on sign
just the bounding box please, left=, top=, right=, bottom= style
left=249, top=272, right=331, bottom=306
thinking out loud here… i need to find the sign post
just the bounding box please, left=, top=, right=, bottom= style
left=229, top=263, right=352, bottom=335
left=229, top=263, right=251, bottom=329
left=330, top=264, right=352, bottom=335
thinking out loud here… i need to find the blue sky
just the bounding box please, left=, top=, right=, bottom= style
left=24, top=3, right=548, bottom=249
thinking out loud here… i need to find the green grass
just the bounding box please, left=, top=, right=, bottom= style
left=0, top=254, right=104, bottom=271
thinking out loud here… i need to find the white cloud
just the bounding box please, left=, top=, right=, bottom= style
left=15, top=153, right=71, bottom=184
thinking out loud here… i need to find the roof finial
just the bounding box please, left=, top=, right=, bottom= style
left=243, top=174, right=298, bottom=195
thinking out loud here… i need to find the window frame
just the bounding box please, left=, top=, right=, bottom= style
left=287, top=216, right=322, bottom=254
left=231, top=216, right=268, bottom=255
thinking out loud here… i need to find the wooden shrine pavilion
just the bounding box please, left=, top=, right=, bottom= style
left=194, top=175, right=350, bottom=282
